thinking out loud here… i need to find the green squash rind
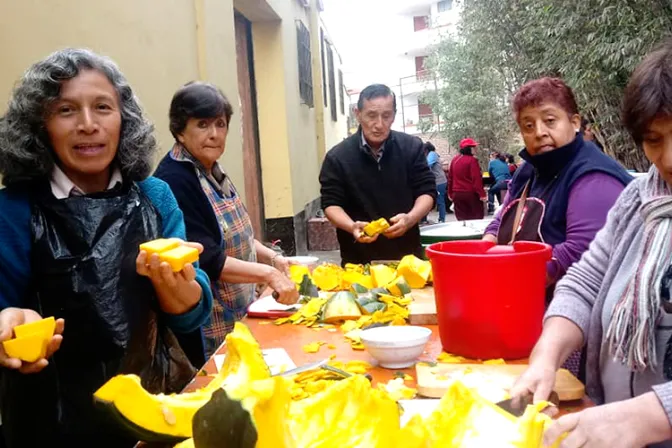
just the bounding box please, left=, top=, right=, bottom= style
left=320, top=291, right=362, bottom=322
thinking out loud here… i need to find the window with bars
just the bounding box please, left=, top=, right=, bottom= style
left=437, top=0, right=452, bottom=12
left=338, top=70, right=345, bottom=116
left=296, top=21, right=313, bottom=107
left=327, top=44, right=337, bottom=121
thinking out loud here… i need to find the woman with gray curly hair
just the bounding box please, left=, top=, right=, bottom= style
left=0, top=48, right=213, bottom=447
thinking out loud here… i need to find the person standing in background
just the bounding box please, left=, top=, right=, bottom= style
left=447, top=138, right=486, bottom=221
left=319, top=84, right=436, bottom=265
left=424, top=141, right=448, bottom=223
left=581, top=117, right=605, bottom=152
left=506, top=154, right=518, bottom=175
left=487, top=151, right=513, bottom=214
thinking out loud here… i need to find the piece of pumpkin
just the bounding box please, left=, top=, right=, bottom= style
left=191, top=388, right=257, bottom=448
left=320, top=291, right=362, bottom=323
left=2, top=333, right=49, bottom=363
left=93, top=322, right=270, bottom=443
left=289, top=265, right=311, bottom=285
left=2, top=316, right=56, bottom=363
left=385, top=277, right=412, bottom=297
left=342, top=271, right=374, bottom=290
left=159, top=246, right=199, bottom=272
left=311, top=263, right=344, bottom=291
left=370, top=264, right=397, bottom=288
left=297, top=274, right=319, bottom=298
left=362, top=218, right=390, bottom=237
left=139, top=238, right=181, bottom=257
left=396, top=255, right=432, bottom=289
left=13, top=316, right=56, bottom=339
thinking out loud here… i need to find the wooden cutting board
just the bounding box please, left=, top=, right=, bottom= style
left=415, top=363, right=585, bottom=402
left=409, top=286, right=438, bottom=325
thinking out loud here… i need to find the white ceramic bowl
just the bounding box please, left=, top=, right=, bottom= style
left=360, top=326, right=432, bottom=369
left=287, top=256, right=319, bottom=268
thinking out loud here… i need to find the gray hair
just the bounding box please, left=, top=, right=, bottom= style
left=0, top=48, right=157, bottom=186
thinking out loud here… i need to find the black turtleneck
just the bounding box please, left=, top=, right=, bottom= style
left=508, top=134, right=632, bottom=245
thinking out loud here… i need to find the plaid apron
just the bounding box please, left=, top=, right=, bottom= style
left=171, top=145, right=256, bottom=356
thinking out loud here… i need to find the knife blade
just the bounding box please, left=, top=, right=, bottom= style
left=496, top=391, right=559, bottom=417
left=272, top=358, right=330, bottom=377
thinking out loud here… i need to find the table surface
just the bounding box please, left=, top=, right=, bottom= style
left=185, top=318, right=592, bottom=415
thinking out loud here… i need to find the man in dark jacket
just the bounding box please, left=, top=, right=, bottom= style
left=319, top=84, right=437, bottom=265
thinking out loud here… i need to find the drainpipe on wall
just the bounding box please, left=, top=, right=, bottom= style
left=309, top=0, right=327, bottom=163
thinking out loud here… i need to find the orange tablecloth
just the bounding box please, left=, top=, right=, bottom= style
left=183, top=318, right=591, bottom=414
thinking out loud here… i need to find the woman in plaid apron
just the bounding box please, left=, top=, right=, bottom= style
left=155, top=82, right=298, bottom=360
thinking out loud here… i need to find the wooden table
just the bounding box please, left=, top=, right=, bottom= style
left=184, top=318, right=592, bottom=414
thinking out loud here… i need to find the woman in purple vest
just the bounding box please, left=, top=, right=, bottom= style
left=483, top=77, right=632, bottom=376
left=512, top=40, right=672, bottom=448
left=484, top=77, right=631, bottom=287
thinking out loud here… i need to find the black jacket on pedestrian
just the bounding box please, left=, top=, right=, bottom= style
left=319, top=128, right=437, bottom=265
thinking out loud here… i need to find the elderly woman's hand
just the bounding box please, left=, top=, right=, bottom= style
left=268, top=268, right=299, bottom=305
left=543, top=393, right=672, bottom=448
left=0, top=308, right=64, bottom=374
left=509, top=359, right=557, bottom=404
left=136, top=240, right=204, bottom=315
left=272, top=255, right=294, bottom=276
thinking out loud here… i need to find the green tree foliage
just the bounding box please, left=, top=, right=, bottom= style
left=428, top=0, right=672, bottom=170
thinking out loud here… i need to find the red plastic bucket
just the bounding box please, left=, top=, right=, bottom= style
left=425, top=240, right=552, bottom=359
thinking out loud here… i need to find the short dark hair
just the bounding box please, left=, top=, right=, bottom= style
left=622, top=39, right=672, bottom=146
left=423, top=141, right=436, bottom=152
left=459, top=146, right=473, bottom=155
left=169, top=81, right=233, bottom=139
left=0, top=48, right=156, bottom=186
left=506, top=154, right=515, bottom=164
left=512, top=77, right=579, bottom=122
left=357, top=84, right=397, bottom=112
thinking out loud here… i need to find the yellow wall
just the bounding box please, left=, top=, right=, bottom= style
left=0, top=0, right=245, bottom=196
left=286, top=2, right=321, bottom=217
left=321, top=25, right=350, bottom=154
left=251, top=1, right=325, bottom=219
left=252, top=21, right=295, bottom=219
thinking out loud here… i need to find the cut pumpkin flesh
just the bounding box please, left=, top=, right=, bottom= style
left=2, top=316, right=56, bottom=363
left=397, top=255, right=432, bottom=289
left=93, top=322, right=271, bottom=443
left=320, top=291, right=362, bottom=323
left=160, top=246, right=199, bottom=272
left=139, top=238, right=199, bottom=272
left=385, top=277, right=412, bottom=297
left=370, top=264, right=397, bottom=288
left=2, top=333, right=48, bottom=363
left=139, top=238, right=181, bottom=257
left=362, top=218, right=390, bottom=237
left=342, top=271, right=374, bottom=290
left=13, top=316, right=56, bottom=339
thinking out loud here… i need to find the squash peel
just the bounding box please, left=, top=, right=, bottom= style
left=93, top=322, right=270, bottom=443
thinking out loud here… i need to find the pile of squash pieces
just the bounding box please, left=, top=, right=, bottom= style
left=290, top=254, right=433, bottom=293
left=278, top=255, right=435, bottom=350
left=94, top=323, right=563, bottom=447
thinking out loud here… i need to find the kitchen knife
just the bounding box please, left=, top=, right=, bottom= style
left=273, top=358, right=330, bottom=377
left=496, top=391, right=560, bottom=417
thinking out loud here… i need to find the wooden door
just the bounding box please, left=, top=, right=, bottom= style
left=234, top=12, right=265, bottom=239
